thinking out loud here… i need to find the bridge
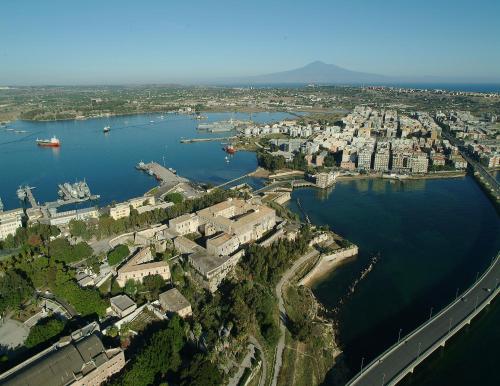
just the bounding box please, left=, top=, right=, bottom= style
left=346, top=254, right=499, bottom=386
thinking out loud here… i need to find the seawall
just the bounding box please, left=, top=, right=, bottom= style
left=299, top=245, right=358, bottom=286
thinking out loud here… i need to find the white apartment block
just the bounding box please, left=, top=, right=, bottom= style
left=0, top=208, right=23, bottom=240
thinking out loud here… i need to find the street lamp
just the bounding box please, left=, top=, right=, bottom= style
left=360, top=357, right=365, bottom=374
left=429, top=307, right=433, bottom=320
left=398, top=328, right=403, bottom=343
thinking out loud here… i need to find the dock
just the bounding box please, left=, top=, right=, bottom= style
left=17, top=186, right=39, bottom=208
left=180, top=136, right=237, bottom=144
left=137, top=162, right=188, bottom=185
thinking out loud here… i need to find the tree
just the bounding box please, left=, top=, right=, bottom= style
left=25, top=317, right=66, bottom=348
left=142, top=274, right=166, bottom=299
left=69, top=219, right=91, bottom=240
left=164, top=192, right=183, bottom=204
left=112, top=316, right=186, bottom=386
left=0, top=270, right=33, bottom=314
left=49, top=239, right=92, bottom=264
left=124, top=279, right=138, bottom=297
left=193, top=322, right=202, bottom=344
left=180, top=354, right=223, bottom=386
left=108, top=244, right=130, bottom=266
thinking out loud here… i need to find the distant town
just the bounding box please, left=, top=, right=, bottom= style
left=0, top=84, right=498, bottom=386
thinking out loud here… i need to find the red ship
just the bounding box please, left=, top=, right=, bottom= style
left=223, top=144, right=237, bottom=154
left=36, top=135, right=60, bottom=147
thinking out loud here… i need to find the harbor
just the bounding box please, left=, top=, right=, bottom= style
left=16, top=181, right=100, bottom=210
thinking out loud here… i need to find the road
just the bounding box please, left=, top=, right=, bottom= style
left=249, top=335, right=267, bottom=386
left=347, top=255, right=499, bottom=386
left=441, top=130, right=500, bottom=197
left=271, top=248, right=319, bottom=386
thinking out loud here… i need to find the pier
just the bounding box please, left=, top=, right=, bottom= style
left=346, top=254, right=500, bottom=386
left=179, top=136, right=238, bottom=143
left=136, top=162, right=188, bottom=185
left=17, top=186, right=39, bottom=208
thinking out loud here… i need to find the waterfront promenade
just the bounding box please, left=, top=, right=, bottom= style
left=346, top=254, right=499, bottom=386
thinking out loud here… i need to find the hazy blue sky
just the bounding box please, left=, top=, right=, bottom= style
left=1, top=0, right=499, bottom=85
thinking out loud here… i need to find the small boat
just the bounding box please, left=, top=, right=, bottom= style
left=36, top=135, right=60, bottom=147
left=150, top=120, right=155, bottom=123
left=103, top=126, right=110, bottom=133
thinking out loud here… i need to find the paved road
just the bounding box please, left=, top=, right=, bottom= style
left=271, top=248, right=319, bottom=386
left=249, top=335, right=267, bottom=386
left=347, top=255, right=499, bottom=386
left=441, top=131, right=500, bottom=197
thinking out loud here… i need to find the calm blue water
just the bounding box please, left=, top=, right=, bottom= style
left=288, top=177, right=499, bottom=385
left=0, top=112, right=292, bottom=210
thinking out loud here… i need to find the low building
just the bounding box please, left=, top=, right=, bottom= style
left=0, top=208, right=23, bottom=241
left=0, top=333, right=124, bottom=386
left=109, top=196, right=156, bottom=220
left=188, top=250, right=242, bottom=292
left=206, top=232, right=240, bottom=256
left=49, top=207, right=99, bottom=226
left=159, top=288, right=192, bottom=318
left=110, top=294, right=137, bottom=318
left=116, top=247, right=171, bottom=287
left=168, top=213, right=200, bottom=235
left=174, top=235, right=201, bottom=254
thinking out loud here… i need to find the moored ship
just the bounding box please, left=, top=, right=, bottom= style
left=36, top=136, right=60, bottom=147
left=223, top=144, right=237, bottom=154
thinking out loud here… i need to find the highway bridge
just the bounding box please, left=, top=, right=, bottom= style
left=346, top=254, right=499, bottom=386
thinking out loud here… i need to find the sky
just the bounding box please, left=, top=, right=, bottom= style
left=1, top=0, right=499, bottom=85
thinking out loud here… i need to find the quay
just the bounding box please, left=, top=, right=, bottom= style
left=16, top=186, right=39, bottom=208
left=346, top=254, right=500, bottom=386
left=179, top=136, right=237, bottom=143
left=136, top=162, right=188, bottom=185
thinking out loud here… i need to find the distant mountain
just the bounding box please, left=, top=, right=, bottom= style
left=224, top=61, right=388, bottom=85
left=216, top=61, right=500, bottom=86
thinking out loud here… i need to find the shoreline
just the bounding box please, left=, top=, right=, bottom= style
left=9, top=108, right=304, bottom=123
left=299, top=246, right=359, bottom=287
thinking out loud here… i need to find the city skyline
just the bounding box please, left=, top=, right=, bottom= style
left=1, top=0, right=500, bottom=85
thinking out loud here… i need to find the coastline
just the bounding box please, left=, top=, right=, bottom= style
left=299, top=246, right=359, bottom=287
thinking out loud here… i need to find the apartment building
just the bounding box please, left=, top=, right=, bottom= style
left=0, top=208, right=23, bottom=240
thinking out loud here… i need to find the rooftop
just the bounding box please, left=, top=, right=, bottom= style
left=159, top=288, right=191, bottom=312
left=110, top=294, right=136, bottom=311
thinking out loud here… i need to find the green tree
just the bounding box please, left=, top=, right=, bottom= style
left=124, top=279, right=138, bottom=297
left=107, top=244, right=130, bottom=266
left=180, top=354, right=223, bottom=386
left=112, top=316, right=186, bottom=386
left=142, top=274, right=166, bottom=299
left=164, top=192, right=183, bottom=204
left=0, top=270, right=34, bottom=314
left=25, top=317, right=66, bottom=348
